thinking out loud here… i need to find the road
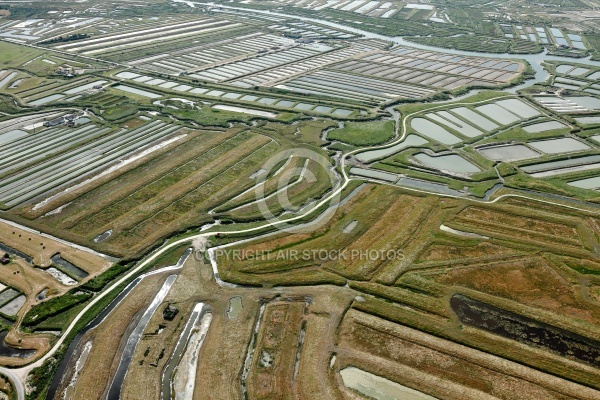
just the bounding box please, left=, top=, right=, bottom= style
left=0, top=366, right=25, bottom=400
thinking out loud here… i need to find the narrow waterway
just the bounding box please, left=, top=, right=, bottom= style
left=160, top=302, right=204, bottom=400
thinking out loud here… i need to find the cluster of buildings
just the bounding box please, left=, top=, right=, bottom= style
left=54, top=65, right=84, bottom=77
left=43, top=113, right=82, bottom=128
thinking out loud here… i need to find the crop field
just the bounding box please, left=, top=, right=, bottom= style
left=5, top=118, right=338, bottom=258
left=213, top=183, right=600, bottom=395
left=51, top=16, right=245, bottom=58
left=0, top=118, right=184, bottom=208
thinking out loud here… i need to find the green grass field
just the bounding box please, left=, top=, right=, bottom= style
left=328, top=120, right=394, bottom=146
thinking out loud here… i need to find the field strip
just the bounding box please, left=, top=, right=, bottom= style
left=80, top=132, right=265, bottom=233
left=55, top=18, right=214, bottom=49
left=0, top=123, right=183, bottom=206
left=32, top=134, right=188, bottom=212
left=81, top=23, right=243, bottom=55
left=228, top=159, right=310, bottom=212
left=0, top=217, right=111, bottom=260
left=59, top=130, right=246, bottom=229
left=216, top=155, right=298, bottom=209
left=124, top=137, right=275, bottom=233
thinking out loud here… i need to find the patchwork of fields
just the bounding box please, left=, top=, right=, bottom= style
left=0, top=2, right=600, bottom=399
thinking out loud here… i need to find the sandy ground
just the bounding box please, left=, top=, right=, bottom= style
left=0, top=220, right=113, bottom=367
left=0, top=221, right=110, bottom=274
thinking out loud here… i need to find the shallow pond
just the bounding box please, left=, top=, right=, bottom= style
left=275, top=100, right=295, bottom=108
left=0, top=71, right=17, bottom=89
left=294, top=103, right=314, bottom=111
left=575, top=116, right=600, bottom=125
left=568, top=175, right=600, bottom=190
left=475, top=104, right=521, bottom=124
left=478, top=144, right=540, bottom=161
left=522, top=155, right=600, bottom=173
left=428, top=111, right=481, bottom=137
left=356, top=134, right=428, bottom=163
left=0, top=288, right=19, bottom=306
left=172, top=85, right=192, bottom=92
left=227, top=296, right=242, bottom=319
left=51, top=253, right=88, bottom=280
left=523, top=120, right=566, bottom=133
left=113, top=85, right=161, bottom=98
left=528, top=137, right=590, bottom=154
left=332, top=108, right=352, bottom=117
left=212, top=104, right=277, bottom=118
left=340, top=367, right=437, bottom=400
left=115, top=71, right=140, bottom=79
left=93, top=229, right=112, bottom=243
left=342, top=220, right=358, bottom=234
left=29, top=94, right=65, bottom=106
left=568, top=96, right=600, bottom=109
left=0, top=129, right=28, bottom=145
left=414, top=153, right=480, bottom=174
left=449, top=107, right=498, bottom=131
left=313, top=105, right=333, bottom=113
left=64, top=80, right=107, bottom=95
left=496, top=99, right=540, bottom=119
left=0, top=295, right=25, bottom=316
left=411, top=118, right=461, bottom=145
left=396, top=177, right=464, bottom=196
left=349, top=167, right=398, bottom=182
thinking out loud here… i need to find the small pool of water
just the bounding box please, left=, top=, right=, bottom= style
left=575, top=116, right=600, bottom=125
left=51, top=253, right=88, bottom=280
left=349, top=167, right=398, bottom=182
left=227, top=296, right=242, bottom=319
left=522, top=120, right=567, bottom=133
left=29, top=94, right=65, bottom=106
